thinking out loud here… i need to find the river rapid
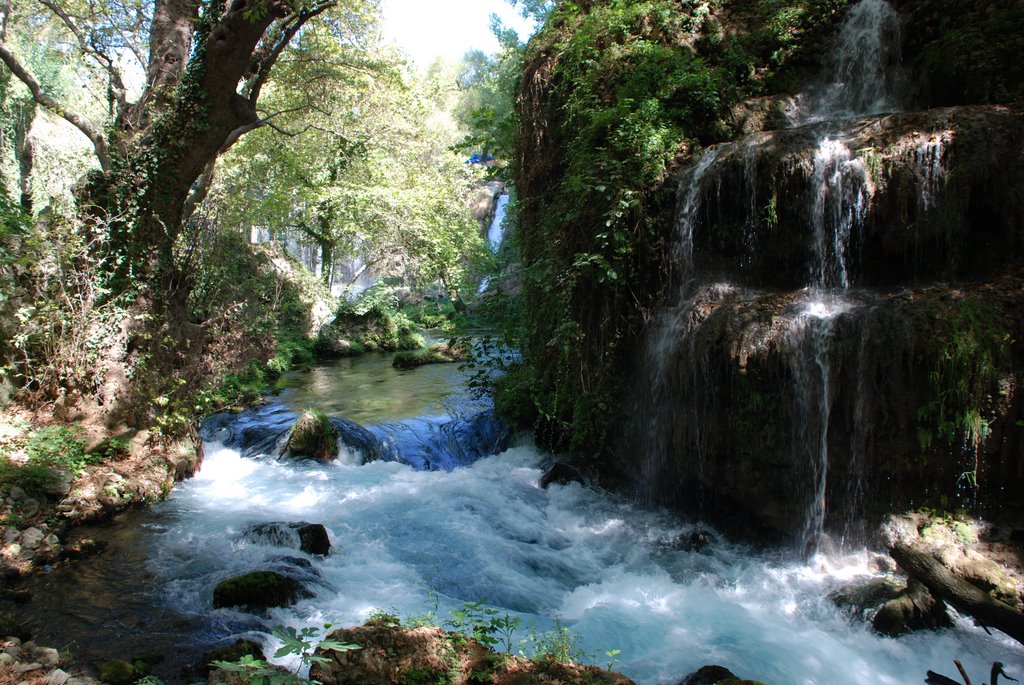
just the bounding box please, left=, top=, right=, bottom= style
left=14, top=351, right=1023, bottom=684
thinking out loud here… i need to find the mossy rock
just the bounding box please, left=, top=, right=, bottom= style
left=282, top=411, right=338, bottom=462
left=392, top=342, right=470, bottom=369
left=99, top=659, right=138, bottom=685
left=212, top=571, right=311, bottom=612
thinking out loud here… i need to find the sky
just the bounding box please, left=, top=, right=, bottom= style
left=380, top=0, right=537, bottom=67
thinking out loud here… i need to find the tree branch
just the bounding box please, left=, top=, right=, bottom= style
left=181, top=158, right=217, bottom=223
left=0, top=43, right=111, bottom=171
left=36, top=0, right=128, bottom=112
left=244, top=1, right=336, bottom=104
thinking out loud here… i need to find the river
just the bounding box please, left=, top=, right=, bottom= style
left=13, top=350, right=1023, bottom=684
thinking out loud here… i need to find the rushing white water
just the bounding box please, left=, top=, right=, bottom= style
left=137, top=438, right=1023, bottom=684
left=488, top=194, right=510, bottom=251
left=795, top=0, right=905, bottom=122
left=810, top=138, right=873, bottom=290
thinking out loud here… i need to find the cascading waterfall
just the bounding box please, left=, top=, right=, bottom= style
left=787, top=301, right=851, bottom=553
left=809, top=137, right=873, bottom=291
left=913, top=132, right=949, bottom=212
left=488, top=193, right=510, bottom=251
left=796, top=0, right=905, bottom=122
left=479, top=193, right=510, bottom=294
left=634, top=0, right=954, bottom=551
left=673, top=147, right=723, bottom=283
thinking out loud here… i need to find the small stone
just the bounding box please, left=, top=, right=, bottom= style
left=20, top=529, right=44, bottom=550
left=15, top=499, right=40, bottom=519
left=15, top=662, right=43, bottom=674
left=42, top=535, right=59, bottom=548
left=33, top=646, right=60, bottom=668
left=4, top=528, right=18, bottom=544
left=45, top=669, right=72, bottom=685
left=8, top=487, right=27, bottom=502
left=0, top=652, right=14, bottom=665
left=39, top=469, right=73, bottom=498
left=4, top=543, right=23, bottom=557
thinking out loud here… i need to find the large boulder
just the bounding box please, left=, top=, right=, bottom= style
left=242, top=522, right=332, bottom=555
left=282, top=411, right=338, bottom=462
left=871, top=579, right=951, bottom=636
left=212, top=571, right=311, bottom=613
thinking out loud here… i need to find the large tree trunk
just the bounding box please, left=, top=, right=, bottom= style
left=891, top=542, right=1024, bottom=646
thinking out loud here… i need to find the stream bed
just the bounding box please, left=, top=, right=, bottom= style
left=11, top=352, right=1024, bottom=684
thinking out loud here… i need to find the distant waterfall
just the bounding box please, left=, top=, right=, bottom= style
left=488, top=194, right=510, bottom=251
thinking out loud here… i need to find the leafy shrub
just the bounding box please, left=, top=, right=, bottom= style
left=25, top=424, right=102, bottom=474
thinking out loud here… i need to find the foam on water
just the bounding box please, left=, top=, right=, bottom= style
left=140, top=441, right=1023, bottom=684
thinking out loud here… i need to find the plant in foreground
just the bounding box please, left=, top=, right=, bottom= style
left=212, top=625, right=360, bottom=685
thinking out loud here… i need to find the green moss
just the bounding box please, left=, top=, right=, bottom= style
left=212, top=571, right=308, bottom=611
left=99, top=660, right=138, bottom=685
left=917, top=298, right=1009, bottom=452
left=284, top=409, right=339, bottom=462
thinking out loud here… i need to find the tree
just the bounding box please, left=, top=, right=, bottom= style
left=0, top=0, right=377, bottom=290
left=0, top=0, right=378, bottom=429
left=210, top=49, right=485, bottom=301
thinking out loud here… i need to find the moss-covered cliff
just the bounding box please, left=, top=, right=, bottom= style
left=510, top=0, right=860, bottom=457
left=511, top=0, right=1024, bottom=540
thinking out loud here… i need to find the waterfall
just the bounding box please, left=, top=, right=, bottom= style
left=633, top=0, right=932, bottom=550
left=913, top=133, right=948, bottom=211
left=488, top=194, right=510, bottom=251
left=810, top=137, right=873, bottom=290
left=787, top=301, right=850, bottom=553
left=673, top=147, right=722, bottom=283
left=797, top=0, right=905, bottom=122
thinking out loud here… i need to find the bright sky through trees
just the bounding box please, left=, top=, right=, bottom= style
left=381, top=0, right=536, bottom=66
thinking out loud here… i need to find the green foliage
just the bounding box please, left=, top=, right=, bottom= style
left=393, top=341, right=470, bottom=369
left=0, top=460, right=61, bottom=496
left=917, top=299, right=1008, bottom=452
left=25, top=424, right=105, bottom=474
left=366, top=608, right=402, bottom=627
left=212, top=44, right=486, bottom=304
left=446, top=601, right=521, bottom=655
left=212, top=624, right=360, bottom=685
left=399, top=300, right=465, bottom=333
left=317, top=286, right=426, bottom=356
left=916, top=0, right=1024, bottom=104
left=519, top=618, right=585, bottom=664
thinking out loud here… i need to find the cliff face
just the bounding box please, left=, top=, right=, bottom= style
left=513, top=0, right=1024, bottom=544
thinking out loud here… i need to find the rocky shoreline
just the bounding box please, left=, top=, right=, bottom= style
left=1, top=415, right=200, bottom=580
left=0, top=636, right=98, bottom=685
